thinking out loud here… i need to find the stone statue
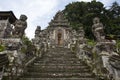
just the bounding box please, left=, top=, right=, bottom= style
left=92, top=17, right=105, bottom=42
left=13, top=15, right=27, bottom=38
left=92, top=17, right=117, bottom=54
left=91, top=17, right=119, bottom=78
left=77, top=27, right=85, bottom=41
left=35, top=26, right=41, bottom=38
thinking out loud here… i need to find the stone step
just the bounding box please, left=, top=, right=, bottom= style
left=20, top=78, right=95, bottom=80
left=0, top=54, right=7, bottom=58
left=44, top=51, right=73, bottom=54
left=34, top=60, right=83, bottom=64
left=0, top=56, right=8, bottom=63
left=0, top=54, right=7, bottom=59
left=27, top=65, right=90, bottom=72
left=37, top=55, right=77, bottom=57
left=49, top=48, right=70, bottom=51
left=0, top=60, right=9, bottom=68
left=20, top=48, right=95, bottom=80
left=42, top=55, right=77, bottom=58
left=109, top=55, right=120, bottom=62
left=46, top=52, right=72, bottom=54
left=36, top=58, right=80, bottom=61
left=27, top=67, right=90, bottom=73
left=23, top=72, right=94, bottom=78
left=35, top=59, right=82, bottom=62
left=46, top=51, right=71, bottom=54
left=48, top=51, right=71, bottom=53
left=47, top=51, right=72, bottom=54
left=29, top=63, right=88, bottom=67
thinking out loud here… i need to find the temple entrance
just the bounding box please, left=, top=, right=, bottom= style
left=58, top=33, right=62, bottom=45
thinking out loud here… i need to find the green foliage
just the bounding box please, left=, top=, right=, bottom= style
left=64, top=1, right=120, bottom=39
left=116, top=40, right=120, bottom=47
left=116, top=40, right=120, bottom=54
left=0, top=45, right=5, bottom=52
left=109, top=34, right=115, bottom=38
left=21, top=36, right=36, bottom=54
left=87, top=39, right=96, bottom=47
left=22, top=36, right=32, bottom=46
left=21, top=47, right=27, bottom=53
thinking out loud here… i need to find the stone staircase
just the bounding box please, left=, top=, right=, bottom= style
left=0, top=54, right=8, bottom=68
left=0, top=54, right=9, bottom=80
left=20, top=48, right=96, bottom=80
left=109, top=54, right=120, bottom=69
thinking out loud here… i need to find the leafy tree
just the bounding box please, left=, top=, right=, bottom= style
left=22, top=35, right=32, bottom=46
left=64, top=1, right=120, bottom=39
left=22, top=36, right=36, bottom=55
left=106, top=1, right=120, bottom=35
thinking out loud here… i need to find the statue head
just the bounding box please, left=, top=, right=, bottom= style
left=20, top=15, right=27, bottom=21
left=93, top=17, right=100, bottom=24
left=36, top=26, right=41, bottom=31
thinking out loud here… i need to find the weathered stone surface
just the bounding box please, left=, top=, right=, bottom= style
left=49, top=11, right=69, bottom=27
left=0, top=20, right=12, bottom=38
left=0, top=11, right=17, bottom=38
left=109, top=55, right=120, bottom=70
left=20, top=47, right=95, bottom=80
left=1, top=38, right=22, bottom=50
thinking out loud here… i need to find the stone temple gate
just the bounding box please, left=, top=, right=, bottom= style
left=33, top=11, right=73, bottom=47
left=0, top=11, right=120, bottom=80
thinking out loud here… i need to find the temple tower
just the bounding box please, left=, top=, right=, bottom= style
left=48, top=11, right=71, bottom=47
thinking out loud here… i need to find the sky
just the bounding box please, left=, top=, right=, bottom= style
left=0, top=0, right=119, bottom=39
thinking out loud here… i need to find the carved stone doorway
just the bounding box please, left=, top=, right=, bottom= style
left=58, top=33, right=62, bottom=45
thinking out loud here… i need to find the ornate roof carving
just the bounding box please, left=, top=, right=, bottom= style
left=49, top=11, right=70, bottom=27
left=0, top=11, right=17, bottom=24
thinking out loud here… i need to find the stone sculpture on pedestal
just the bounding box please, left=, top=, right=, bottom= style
left=35, top=26, right=41, bottom=38
left=92, top=17, right=105, bottom=42
left=92, top=17, right=119, bottom=79
left=13, top=15, right=27, bottom=38
left=92, top=17, right=115, bottom=54
left=76, top=27, right=85, bottom=59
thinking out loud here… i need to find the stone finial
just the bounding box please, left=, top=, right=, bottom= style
left=35, top=26, right=41, bottom=37
left=54, top=11, right=64, bottom=21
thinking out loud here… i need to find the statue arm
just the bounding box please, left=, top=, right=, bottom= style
left=23, top=22, right=27, bottom=30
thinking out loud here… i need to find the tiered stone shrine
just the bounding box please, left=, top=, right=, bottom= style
left=33, top=11, right=73, bottom=48
left=48, top=11, right=72, bottom=47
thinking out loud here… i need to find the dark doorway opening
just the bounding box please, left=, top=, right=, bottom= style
left=58, top=33, right=62, bottom=45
